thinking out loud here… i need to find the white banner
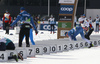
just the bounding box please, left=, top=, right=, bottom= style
left=59, top=0, right=75, bottom=4
left=60, top=30, right=69, bottom=36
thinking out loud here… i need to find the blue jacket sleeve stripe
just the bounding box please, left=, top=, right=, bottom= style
left=30, top=17, right=37, bottom=31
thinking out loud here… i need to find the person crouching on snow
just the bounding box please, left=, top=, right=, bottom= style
left=65, top=26, right=93, bottom=48
left=0, top=37, right=23, bottom=62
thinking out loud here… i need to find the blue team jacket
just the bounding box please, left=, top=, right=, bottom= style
left=68, top=27, right=84, bottom=41
left=68, top=28, right=76, bottom=40
left=11, top=11, right=37, bottom=31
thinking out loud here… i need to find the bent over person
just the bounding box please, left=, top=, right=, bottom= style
left=11, top=7, right=38, bottom=47
left=65, top=26, right=93, bottom=48
left=0, top=37, right=23, bottom=62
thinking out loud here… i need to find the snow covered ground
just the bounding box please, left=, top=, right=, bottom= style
left=0, top=29, right=100, bottom=64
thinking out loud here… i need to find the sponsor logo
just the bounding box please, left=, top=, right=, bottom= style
left=43, top=25, right=57, bottom=30
left=59, top=16, right=72, bottom=21
left=58, top=22, right=72, bottom=28
left=60, top=5, right=74, bottom=14
left=43, top=25, right=51, bottom=30
left=40, top=24, right=58, bottom=30
left=61, top=7, right=73, bottom=12
left=59, top=0, right=75, bottom=4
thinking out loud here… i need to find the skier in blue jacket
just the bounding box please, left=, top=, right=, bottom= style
left=65, top=26, right=93, bottom=48
left=11, top=7, right=38, bottom=47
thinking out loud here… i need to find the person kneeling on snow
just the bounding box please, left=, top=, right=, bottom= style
left=84, top=20, right=94, bottom=40
left=0, top=37, right=23, bottom=62
left=65, top=26, right=93, bottom=48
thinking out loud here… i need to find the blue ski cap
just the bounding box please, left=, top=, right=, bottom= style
left=20, top=7, right=25, bottom=10
left=83, top=14, right=85, bottom=16
left=97, top=15, right=99, bottom=17
left=65, top=32, right=68, bottom=36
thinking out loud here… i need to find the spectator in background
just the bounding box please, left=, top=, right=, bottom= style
left=48, top=15, right=56, bottom=34
left=94, top=15, right=100, bottom=32
left=88, top=16, right=92, bottom=24
left=78, top=14, right=89, bottom=35
left=34, top=16, right=39, bottom=29
left=78, top=14, right=87, bottom=30
left=78, top=15, right=83, bottom=26
left=43, top=18, right=45, bottom=21
left=3, top=10, right=11, bottom=34
left=84, top=19, right=94, bottom=40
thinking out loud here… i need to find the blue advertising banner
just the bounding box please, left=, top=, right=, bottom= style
left=40, top=24, right=58, bottom=31
left=59, top=5, right=74, bottom=14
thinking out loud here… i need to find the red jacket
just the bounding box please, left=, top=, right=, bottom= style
left=3, top=13, right=11, bottom=24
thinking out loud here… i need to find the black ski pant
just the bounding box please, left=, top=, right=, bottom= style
left=5, top=22, right=9, bottom=34
left=19, top=28, right=30, bottom=47
left=50, top=24, right=55, bottom=32
left=85, top=29, right=94, bottom=40
left=96, top=23, right=99, bottom=32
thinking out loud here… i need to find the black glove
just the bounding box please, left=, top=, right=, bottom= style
left=35, top=30, right=38, bottom=35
